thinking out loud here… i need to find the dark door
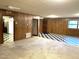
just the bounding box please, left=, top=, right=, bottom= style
left=0, top=14, right=3, bottom=44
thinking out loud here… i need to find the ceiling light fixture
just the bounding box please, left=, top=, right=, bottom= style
left=33, top=16, right=43, bottom=19
left=46, top=15, right=60, bottom=18
left=74, top=13, right=79, bottom=16
left=33, top=16, right=40, bottom=19
left=8, top=6, right=20, bottom=10
left=55, top=0, right=65, bottom=2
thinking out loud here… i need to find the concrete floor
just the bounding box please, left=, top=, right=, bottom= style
left=0, top=37, right=79, bottom=59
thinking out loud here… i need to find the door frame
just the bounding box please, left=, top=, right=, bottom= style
left=2, top=15, right=15, bottom=43
left=32, top=19, right=38, bottom=36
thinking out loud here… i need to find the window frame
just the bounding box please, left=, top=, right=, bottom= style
left=68, top=20, right=79, bottom=29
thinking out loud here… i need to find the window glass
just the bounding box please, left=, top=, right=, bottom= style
left=68, top=21, right=77, bottom=25
left=68, top=25, right=77, bottom=29
left=78, top=25, right=79, bottom=29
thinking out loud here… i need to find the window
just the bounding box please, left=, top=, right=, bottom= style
left=68, top=20, right=78, bottom=29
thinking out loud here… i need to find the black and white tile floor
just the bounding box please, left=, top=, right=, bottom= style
left=38, top=33, right=79, bottom=46
left=3, top=33, right=14, bottom=43
left=39, top=33, right=65, bottom=42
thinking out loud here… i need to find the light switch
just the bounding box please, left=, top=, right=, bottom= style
left=15, top=22, right=18, bottom=24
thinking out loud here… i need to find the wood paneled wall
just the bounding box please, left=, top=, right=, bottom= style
left=43, top=19, right=48, bottom=33
left=42, top=18, right=79, bottom=37
left=47, top=18, right=67, bottom=35
left=0, top=9, right=33, bottom=44
left=40, top=19, right=43, bottom=33
left=14, top=13, right=32, bottom=40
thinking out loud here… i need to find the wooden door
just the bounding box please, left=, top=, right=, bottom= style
left=0, top=13, right=3, bottom=44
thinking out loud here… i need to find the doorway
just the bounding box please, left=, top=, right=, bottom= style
left=3, top=16, right=14, bottom=44
left=32, top=19, right=38, bottom=36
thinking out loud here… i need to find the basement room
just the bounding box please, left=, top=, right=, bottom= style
left=0, top=0, right=79, bottom=59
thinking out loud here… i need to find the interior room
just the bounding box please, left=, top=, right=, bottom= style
left=0, top=0, right=79, bottom=59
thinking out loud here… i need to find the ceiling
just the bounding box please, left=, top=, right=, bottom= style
left=0, top=0, right=79, bottom=17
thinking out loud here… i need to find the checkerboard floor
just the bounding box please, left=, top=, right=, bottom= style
left=3, top=33, right=14, bottom=43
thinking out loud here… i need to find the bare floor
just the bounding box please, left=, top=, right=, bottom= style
left=0, top=37, right=79, bottom=59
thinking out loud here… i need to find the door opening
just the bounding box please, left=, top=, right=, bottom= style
left=3, top=16, right=14, bottom=44
left=32, top=19, right=38, bottom=36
